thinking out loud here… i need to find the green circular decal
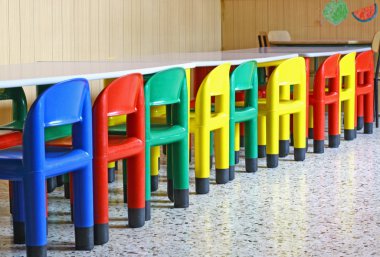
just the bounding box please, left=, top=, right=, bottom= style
left=323, top=0, right=349, bottom=25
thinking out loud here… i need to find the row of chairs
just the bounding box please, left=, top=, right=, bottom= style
left=0, top=49, right=375, bottom=256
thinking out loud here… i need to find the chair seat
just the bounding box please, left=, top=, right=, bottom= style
left=0, top=121, right=24, bottom=131
left=0, top=130, right=23, bottom=149
left=149, top=124, right=187, bottom=146
left=0, top=146, right=91, bottom=179
left=258, top=99, right=304, bottom=115
left=107, top=135, right=144, bottom=161
left=356, top=84, right=373, bottom=95
left=235, top=106, right=257, bottom=123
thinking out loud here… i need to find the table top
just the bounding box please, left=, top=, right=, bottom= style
left=226, top=46, right=372, bottom=58
left=270, top=39, right=371, bottom=46
left=0, top=52, right=298, bottom=88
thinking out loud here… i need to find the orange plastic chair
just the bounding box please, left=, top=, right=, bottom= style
left=308, top=54, right=341, bottom=153
left=355, top=50, right=374, bottom=134
left=92, top=74, right=146, bottom=245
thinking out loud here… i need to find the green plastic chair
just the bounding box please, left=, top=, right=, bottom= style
left=229, top=61, right=258, bottom=179
left=144, top=67, right=189, bottom=219
left=0, top=87, right=27, bottom=131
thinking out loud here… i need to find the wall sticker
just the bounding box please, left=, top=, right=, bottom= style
left=323, top=0, right=349, bottom=25
left=352, top=1, right=378, bottom=22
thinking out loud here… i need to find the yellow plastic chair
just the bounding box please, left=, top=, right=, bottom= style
left=190, top=63, right=230, bottom=194
left=339, top=52, right=356, bottom=140
left=258, top=57, right=307, bottom=168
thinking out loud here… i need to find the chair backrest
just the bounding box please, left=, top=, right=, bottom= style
left=23, top=78, right=92, bottom=169
left=313, top=54, right=341, bottom=97
left=266, top=57, right=306, bottom=106
left=371, top=31, right=380, bottom=53
left=0, top=87, right=27, bottom=129
left=195, top=63, right=231, bottom=123
left=144, top=68, right=188, bottom=131
left=145, top=68, right=187, bottom=107
left=258, top=31, right=270, bottom=47
left=230, top=61, right=258, bottom=116
left=93, top=73, right=145, bottom=157
left=356, top=51, right=374, bottom=85
left=268, top=30, right=291, bottom=42
left=356, top=50, right=374, bottom=73
left=339, top=52, right=356, bottom=92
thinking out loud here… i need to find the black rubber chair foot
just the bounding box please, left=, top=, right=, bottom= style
left=128, top=208, right=145, bottom=228
left=145, top=201, right=151, bottom=221
left=195, top=178, right=209, bottom=194
left=266, top=154, right=278, bottom=168
left=13, top=221, right=25, bottom=244
left=313, top=140, right=324, bottom=153
left=328, top=135, right=340, bottom=148
left=46, top=177, right=57, bottom=193
left=258, top=145, right=266, bottom=158
left=245, top=158, right=258, bottom=173
left=75, top=226, right=94, bottom=250
left=357, top=116, right=364, bottom=130
left=174, top=189, right=189, bottom=208
left=64, top=182, right=70, bottom=199
left=209, top=155, right=213, bottom=169
left=234, top=151, right=239, bottom=165
left=151, top=175, right=159, bottom=192
left=94, top=223, right=109, bottom=245
left=279, top=140, right=289, bottom=157
left=240, top=136, right=245, bottom=147
left=27, top=245, right=47, bottom=257
left=229, top=166, right=235, bottom=181
left=308, top=128, right=314, bottom=139
left=167, top=179, right=174, bottom=202
left=364, top=122, right=373, bottom=134
left=56, top=175, right=64, bottom=187
left=108, top=168, right=115, bottom=183
left=294, top=148, right=306, bottom=161
left=215, top=168, right=229, bottom=184
left=344, top=129, right=355, bottom=141
left=290, top=134, right=294, bottom=146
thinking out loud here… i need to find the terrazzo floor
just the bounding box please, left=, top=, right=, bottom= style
left=0, top=128, right=379, bottom=257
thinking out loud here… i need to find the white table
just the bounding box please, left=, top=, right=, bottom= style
left=0, top=51, right=298, bottom=89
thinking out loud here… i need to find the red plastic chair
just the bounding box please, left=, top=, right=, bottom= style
left=92, top=73, right=145, bottom=245
left=309, top=54, right=341, bottom=153
left=0, top=130, right=22, bottom=149
left=355, top=50, right=374, bottom=134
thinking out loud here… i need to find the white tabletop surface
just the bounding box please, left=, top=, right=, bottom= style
left=0, top=51, right=298, bottom=88
left=226, top=46, right=371, bottom=57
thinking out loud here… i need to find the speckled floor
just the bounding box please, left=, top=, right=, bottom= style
left=0, top=128, right=379, bottom=257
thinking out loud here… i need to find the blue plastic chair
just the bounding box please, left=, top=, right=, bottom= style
left=0, top=78, right=94, bottom=257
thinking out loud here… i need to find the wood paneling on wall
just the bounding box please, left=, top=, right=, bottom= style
left=222, top=0, right=380, bottom=50
left=0, top=0, right=221, bottom=123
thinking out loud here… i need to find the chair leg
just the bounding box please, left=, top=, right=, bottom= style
left=107, top=162, right=116, bottom=183
left=194, top=128, right=211, bottom=194
left=150, top=146, right=160, bottom=192
left=228, top=119, right=236, bottom=181
left=244, top=118, right=258, bottom=173
left=145, top=144, right=152, bottom=221
left=73, top=164, right=94, bottom=250
left=123, top=159, right=128, bottom=203
left=313, top=103, right=325, bottom=153
left=93, top=157, right=109, bottom=245
left=127, top=153, right=146, bottom=228
left=279, top=114, right=290, bottom=157
left=258, top=115, right=266, bottom=158
left=46, top=177, right=57, bottom=193
left=167, top=144, right=174, bottom=202
left=266, top=111, right=279, bottom=168
left=293, top=110, right=307, bottom=162
left=23, top=173, right=47, bottom=257
left=343, top=98, right=355, bottom=140
left=364, top=91, right=374, bottom=134
left=172, top=139, right=189, bottom=208
left=357, top=95, right=364, bottom=130
left=12, top=181, right=25, bottom=244
left=214, top=126, right=230, bottom=184
left=328, top=102, right=340, bottom=148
